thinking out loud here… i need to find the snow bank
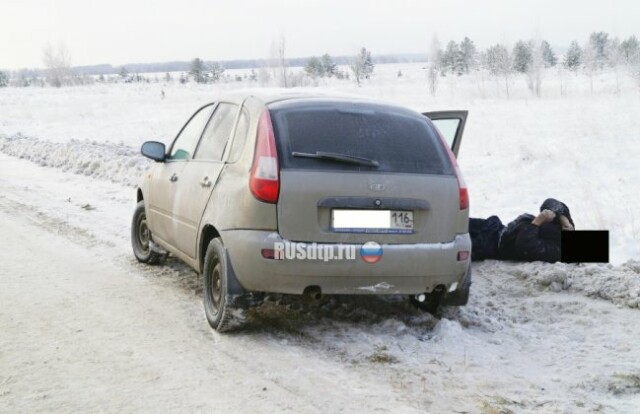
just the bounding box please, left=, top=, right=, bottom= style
left=478, top=260, right=640, bottom=309
left=0, top=134, right=149, bottom=187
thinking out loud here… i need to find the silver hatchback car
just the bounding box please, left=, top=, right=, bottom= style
left=132, top=90, right=471, bottom=332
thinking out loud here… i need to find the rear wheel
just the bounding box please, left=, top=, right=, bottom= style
left=131, top=201, right=163, bottom=264
left=203, top=238, right=245, bottom=332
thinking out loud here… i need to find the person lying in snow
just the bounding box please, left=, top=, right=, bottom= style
left=469, top=198, right=575, bottom=263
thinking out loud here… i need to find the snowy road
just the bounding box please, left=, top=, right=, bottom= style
left=1, top=152, right=640, bottom=413
left=0, top=156, right=420, bottom=413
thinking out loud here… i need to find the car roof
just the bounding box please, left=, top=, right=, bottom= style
left=218, top=88, right=419, bottom=115
left=220, top=88, right=353, bottom=103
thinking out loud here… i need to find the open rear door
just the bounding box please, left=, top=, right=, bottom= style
left=423, top=111, right=468, bottom=158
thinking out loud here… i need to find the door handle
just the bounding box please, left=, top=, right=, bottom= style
left=170, top=173, right=178, bottom=182
left=200, top=176, right=212, bottom=187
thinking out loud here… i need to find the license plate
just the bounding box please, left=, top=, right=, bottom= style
left=332, top=209, right=414, bottom=233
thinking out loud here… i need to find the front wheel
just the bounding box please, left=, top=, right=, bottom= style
left=202, top=238, right=245, bottom=332
left=131, top=201, right=163, bottom=264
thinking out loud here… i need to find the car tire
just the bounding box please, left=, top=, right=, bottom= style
left=131, top=201, right=163, bottom=264
left=202, top=238, right=245, bottom=332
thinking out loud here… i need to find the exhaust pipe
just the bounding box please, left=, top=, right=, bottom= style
left=303, top=285, right=323, bottom=301
left=416, top=285, right=446, bottom=302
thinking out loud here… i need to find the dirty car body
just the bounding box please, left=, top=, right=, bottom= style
left=133, top=90, right=471, bottom=331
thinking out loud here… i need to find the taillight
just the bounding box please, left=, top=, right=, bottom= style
left=250, top=109, right=279, bottom=203
left=456, top=165, right=469, bottom=210
left=432, top=124, right=469, bottom=210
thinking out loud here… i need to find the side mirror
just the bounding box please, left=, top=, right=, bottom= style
left=141, top=141, right=166, bottom=162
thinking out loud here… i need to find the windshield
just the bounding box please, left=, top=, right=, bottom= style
left=269, top=101, right=453, bottom=175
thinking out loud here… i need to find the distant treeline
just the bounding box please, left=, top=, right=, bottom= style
left=15, top=53, right=428, bottom=77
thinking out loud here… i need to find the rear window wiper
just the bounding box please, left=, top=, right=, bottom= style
left=292, top=151, right=379, bottom=168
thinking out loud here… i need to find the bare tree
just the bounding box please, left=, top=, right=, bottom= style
left=557, top=65, right=569, bottom=97
left=526, top=40, right=544, bottom=97
left=632, top=63, right=640, bottom=90
left=266, top=36, right=289, bottom=87
left=427, top=34, right=442, bottom=95
left=278, top=36, right=288, bottom=88
left=621, top=36, right=640, bottom=89
left=267, top=40, right=279, bottom=85
left=258, top=66, right=271, bottom=86
left=427, top=65, right=439, bottom=96
left=429, top=34, right=442, bottom=69
left=473, top=59, right=488, bottom=98
left=42, top=43, right=72, bottom=87
left=583, top=43, right=598, bottom=94
left=608, top=37, right=622, bottom=94
left=486, top=44, right=512, bottom=98
left=209, top=62, right=225, bottom=83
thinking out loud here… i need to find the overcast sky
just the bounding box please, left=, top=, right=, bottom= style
left=2, top=0, right=640, bottom=69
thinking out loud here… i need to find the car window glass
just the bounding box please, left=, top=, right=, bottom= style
left=169, top=105, right=214, bottom=160
left=431, top=118, right=460, bottom=150
left=228, top=108, right=250, bottom=162
left=195, top=103, right=238, bottom=160
left=271, top=104, right=452, bottom=175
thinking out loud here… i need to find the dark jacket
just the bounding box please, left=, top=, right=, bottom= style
left=498, top=215, right=561, bottom=263
left=470, top=198, right=570, bottom=263
left=469, top=216, right=504, bottom=260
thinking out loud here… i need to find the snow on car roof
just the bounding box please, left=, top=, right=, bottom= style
left=219, top=87, right=389, bottom=105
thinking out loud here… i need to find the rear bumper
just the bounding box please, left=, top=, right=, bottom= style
left=221, top=230, right=471, bottom=295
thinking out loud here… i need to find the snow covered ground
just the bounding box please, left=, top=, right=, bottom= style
left=1, top=63, right=640, bottom=412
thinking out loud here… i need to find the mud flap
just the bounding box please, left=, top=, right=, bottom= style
left=224, top=249, right=247, bottom=296
left=223, top=250, right=266, bottom=309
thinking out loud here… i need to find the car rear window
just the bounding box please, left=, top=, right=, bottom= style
left=269, top=102, right=453, bottom=175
